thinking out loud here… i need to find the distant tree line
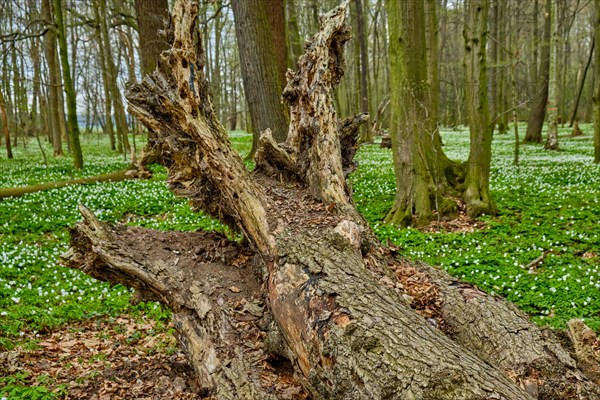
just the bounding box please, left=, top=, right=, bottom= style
left=0, top=0, right=599, bottom=219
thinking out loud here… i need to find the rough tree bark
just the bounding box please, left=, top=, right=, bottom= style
left=525, top=0, right=552, bottom=144
left=64, top=1, right=600, bottom=399
left=384, top=0, right=463, bottom=227
left=232, top=0, right=289, bottom=160
left=266, top=0, right=288, bottom=89
left=134, top=0, right=170, bottom=77
left=0, top=88, right=13, bottom=159
left=463, top=0, right=496, bottom=217
left=41, top=0, right=64, bottom=156
left=53, top=0, right=83, bottom=169
left=595, top=0, right=600, bottom=163
left=133, top=0, right=170, bottom=168
left=545, top=0, right=560, bottom=151
left=425, top=0, right=440, bottom=129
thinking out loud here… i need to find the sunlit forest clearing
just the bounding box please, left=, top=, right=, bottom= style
left=3, top=0, right=600, bottom=398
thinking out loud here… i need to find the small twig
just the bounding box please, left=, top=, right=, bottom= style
left=525, top=251, right=549, bottom=270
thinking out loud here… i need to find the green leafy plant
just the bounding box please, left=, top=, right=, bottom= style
left=350, top=125, right=600, bottom=330
left=1, top=126, right=599, bottom=357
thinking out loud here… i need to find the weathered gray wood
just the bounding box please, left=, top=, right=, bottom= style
left=126, top=0, right=274, bottom=255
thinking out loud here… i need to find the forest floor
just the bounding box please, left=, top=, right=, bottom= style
left=1, top=316, right=198, bottom=399
left=1, top=125, right=600, bottom=398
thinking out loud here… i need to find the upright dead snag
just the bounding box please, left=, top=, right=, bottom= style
left=64, top=1, right=600, bottom=399
left=126, top=0, right=273, bottom=255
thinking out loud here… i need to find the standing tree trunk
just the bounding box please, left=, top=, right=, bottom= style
left=134, top=0, right=170, bottom=77
left=9, top=14, right=25, bottom=148
left=569, top=38, right=594, bottom=128
left=385, top=0, right=496, bottom=225
left=98, top=0, right=130, bottom=154
left=232, top=0, right=289, bottom=160
left=496, top=0, right=509, bottom=134
left=424, top=0, right=446, bottom=158
left=384, top=0, right=463, bottom=227
left=594, top=0, right=600, bottom=163
left=354, top=0, right=371, bottom=142
left=509, top=25, right=521, bottom=165
left=525, top=0, right=552, bottom=144
left=426, top=0, right=440, bottom=129
left=64, top=1, right=600, bottom=398
left=368, top=0, right=384, bottom=133
left=386, top=0, right=444, bottom=226
left=559, top=1, right=576, bottom=128
left=0, top=88, right=13, bottom=159
left=489, top=0, right=499, bottom=134
left=41, top=0, right=64, bottom=156
left=545, top=0, right=560, bottom=151
left=120, top=25, right=142, bottom=155
left=53, top=0, right=83, bottom=169
left=134, top=0, right=170, bottom=166
left=266, top=0, right=288, bottom=89
left=93, top=0, right=116, bottom=151
left=513, top=60, right=520, bottom=165
left=28, top=0, right=45, bottom=159
left=0, top=40, right=11, bottom=147
left=209, top=1, right=224, bottom=122
left=531, top=0, right=539, bottom=91
left=463, top=0, right=496, bottom=216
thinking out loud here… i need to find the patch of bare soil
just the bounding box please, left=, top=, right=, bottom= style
left=422, top=199, right=487, bottom=234
left=421, top=214, right=486, bottom=234
left=1, top=315, right=201, bottom=399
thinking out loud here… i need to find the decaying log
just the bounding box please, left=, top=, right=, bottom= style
left=254, top=129, right=299, bottom=181
left=0, top=168, right=149, bottom=200
left=64, top=205, right=305, bottom=399
left=338, top=113, right=369, bottom=177
left=255, top=112, right=368, bottom=181
left=412, top=260, right=600, bottom=398
left=568, top=319, right=600, bottom=383
left=278, top=7, right=356, bottom=212
left=126, top=0, right=273, bottom=255
left=63, top=0, right=600, bottom=399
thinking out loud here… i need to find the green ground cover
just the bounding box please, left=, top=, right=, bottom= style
left=1, top=125, right=599, bottom=357
left=352, top=125, right=600, bottom=329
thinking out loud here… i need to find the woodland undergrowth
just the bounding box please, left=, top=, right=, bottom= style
left=1, top=125, right=599, bottom=396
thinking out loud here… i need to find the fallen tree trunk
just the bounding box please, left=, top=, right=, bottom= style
left=65, top=206, right=305, bottom=399
left=63, top=1, right=600, bottom=398
left=0, top=167, right=149, bottom=199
